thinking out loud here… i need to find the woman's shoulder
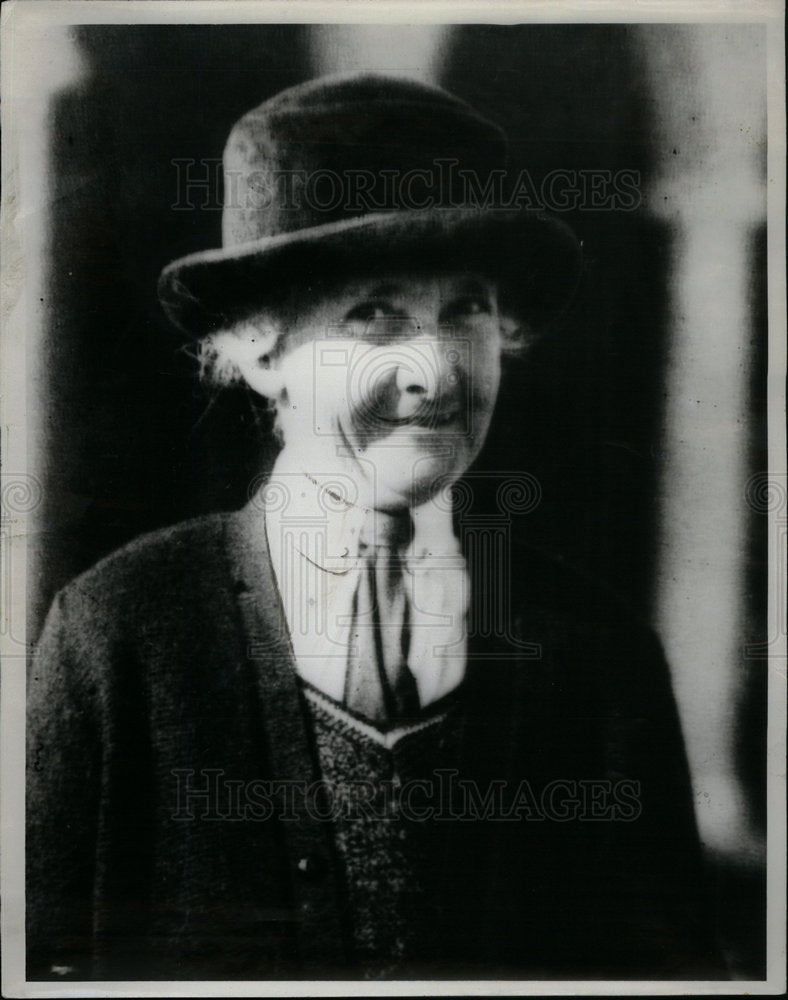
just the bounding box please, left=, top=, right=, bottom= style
left=55, top=511, right=237, bottom=623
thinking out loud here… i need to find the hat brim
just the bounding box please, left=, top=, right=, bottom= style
left=158, top=208, right=582, bottom=338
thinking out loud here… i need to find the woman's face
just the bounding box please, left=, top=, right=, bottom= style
left=266, top=270, right=503, bottom=510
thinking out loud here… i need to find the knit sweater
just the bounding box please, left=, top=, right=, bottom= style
left=300, top=682, right=464, bottom=978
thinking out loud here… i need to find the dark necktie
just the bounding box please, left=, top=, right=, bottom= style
left=343, top=509, right=421, bottom=724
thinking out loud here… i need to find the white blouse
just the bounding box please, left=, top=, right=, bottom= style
left=263, top=453, right=469, bottom=709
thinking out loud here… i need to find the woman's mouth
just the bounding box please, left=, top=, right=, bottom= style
left=347, top=401, right=465, bottom=446
left=387, top=401, right=462, bottom=429
left=413, top=406, right=461, bottom=428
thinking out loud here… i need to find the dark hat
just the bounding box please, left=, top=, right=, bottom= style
left=158, top=72, right=582, bottom=337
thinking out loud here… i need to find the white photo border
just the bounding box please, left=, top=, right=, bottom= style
left=1, top=1, right=785, bottom=996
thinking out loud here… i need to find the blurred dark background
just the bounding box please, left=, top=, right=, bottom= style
left=29, top=23, right=767, bottom=978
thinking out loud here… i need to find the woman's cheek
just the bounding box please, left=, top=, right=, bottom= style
left=317, top=376, right=355, bottom=441
left=476, top=348, right=502, bottom=407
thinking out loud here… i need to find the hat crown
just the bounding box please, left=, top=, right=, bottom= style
left=158, top=72, right=582, bottom=338
left=221, top=71, right=508, bottom=247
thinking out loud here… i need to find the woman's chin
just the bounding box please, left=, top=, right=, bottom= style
left=375, top=461, right=464, bottom=509
left=356, top=433, right=473, bottom=508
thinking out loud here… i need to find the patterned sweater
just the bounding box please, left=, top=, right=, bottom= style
left=301, top=683, right=463, bottom=978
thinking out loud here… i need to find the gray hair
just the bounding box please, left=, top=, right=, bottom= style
left=197, top=317, right=284, bottom=390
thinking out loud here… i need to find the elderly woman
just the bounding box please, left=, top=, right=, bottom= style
left=27, top=73, right=719, bottom=981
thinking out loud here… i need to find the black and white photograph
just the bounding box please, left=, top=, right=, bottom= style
left=1, top=0, right=785, bottom=994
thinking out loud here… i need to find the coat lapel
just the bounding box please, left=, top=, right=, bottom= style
left=223, top=495, right=347, bottom=967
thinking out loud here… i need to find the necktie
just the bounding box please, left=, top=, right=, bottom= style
left=343, top=509, right=421, bottom=724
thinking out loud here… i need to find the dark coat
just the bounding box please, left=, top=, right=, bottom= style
left=26, top=497, right=722, bottom=981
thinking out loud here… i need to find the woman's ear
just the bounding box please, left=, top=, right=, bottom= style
left=498, top=311, right=538, bottom=358
left=232, top=323, right=287, bottom=399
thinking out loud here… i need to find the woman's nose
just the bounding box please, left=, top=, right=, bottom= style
left=393, top=339, right=458, bottom=418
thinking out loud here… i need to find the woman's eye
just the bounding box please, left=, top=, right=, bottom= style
left=344, top=300, right=396, bottom=323
left=343, top=300, right=413, bottom=339
left=441, top=296, right=492, bottom=322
